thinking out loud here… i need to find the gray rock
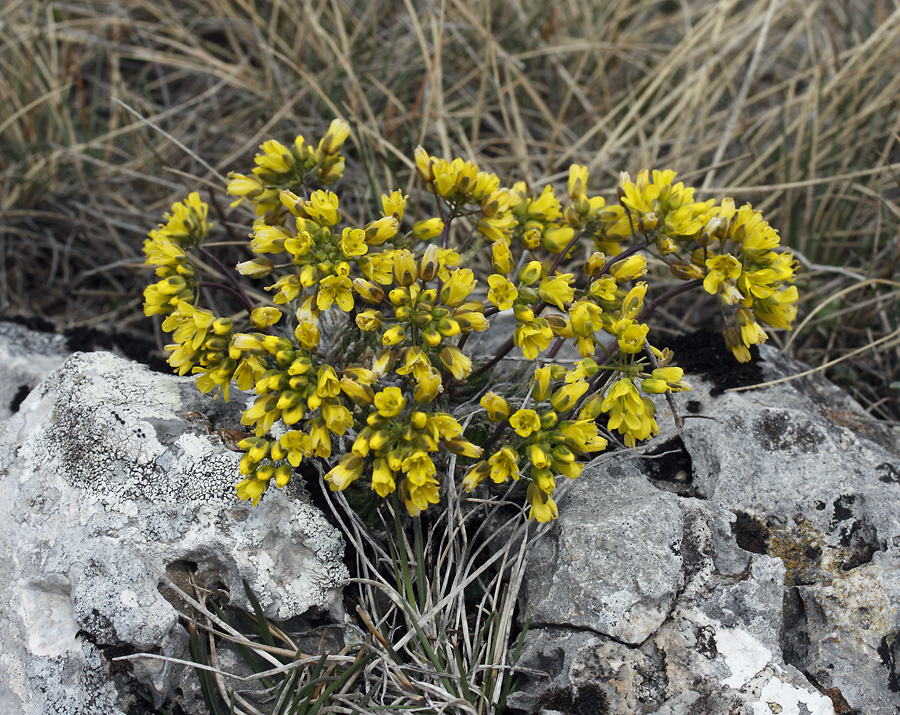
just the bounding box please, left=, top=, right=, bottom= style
left=0, top=321, right=71, bottom=420
left=510, top=345, right=900, bottom=714
left=0, top=350, right=348, bottom=714
left=522, top=460, right=684, bottom=644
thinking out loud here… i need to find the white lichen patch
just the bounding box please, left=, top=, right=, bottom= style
left=753, top=674, right=835, bottom=715
left=713, top=623, right=773, bottom=690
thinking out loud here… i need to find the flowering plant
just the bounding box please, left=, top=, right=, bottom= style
left=143, top=119, right=797, bottom=522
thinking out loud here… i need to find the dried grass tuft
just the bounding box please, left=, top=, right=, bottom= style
left=2, top=0, right=899, bottom=416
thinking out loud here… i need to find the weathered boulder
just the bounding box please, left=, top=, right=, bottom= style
left=0, top=346, right=348, bottom=714
left=509, top=342, right=900, bottom=714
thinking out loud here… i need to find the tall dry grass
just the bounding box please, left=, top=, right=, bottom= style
left=2, top=0, right=899, bottom=416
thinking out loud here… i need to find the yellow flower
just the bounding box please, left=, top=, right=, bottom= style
left=236, top=476, right=268, bottom=506
left=402, top=450, right=436, bottom=486
left=542, top=226, right=576, bottom=254
left=487, top=274, right=518, bottom=311
left=440, top=268, right=477, bottom=307
left=315, top=365, right=341, bottom=398
left=585, top=252, right=606, bottom=276
left=267, top=274, right=302, bottom=304
left=305, top=190, right=341, bottom=226
left=325, top=454, right=365, bottom=491
left=550, top=379, right=589, bottom=413
left=491, top=241, right=513, bottom=275
left=600, top=378, right=657, bottom=447
left=359, top=252, right=394, bottom=285
left=227, top=172, right=264, bottom=199
left=703, top=254, right=742, bottom=297
left=280, top=430, right=311, bottom=467
left=374, top=386, right=406, bottom=417
left=307, top=417, right=333, bottom=458
left=489, top=447, right=519, bottom=483
left=255, top=139, right=294, bottom=173
left=517, top=260, right=543, bottom=286
left=477, top=211, right=516, bottom=243
left=400, top=477, right=440, bottom=517
left=414, top=146, right=435, bottom=182
left=531, top=364, right=553, bottom=401
left=510, top=409, right=541, bottom=438
left=321, top=399, right=353, bottom=434
left=526, top=185, right=562, bottom=221
left=569, top=300, right=602, bottom=338
left=443, top=437, right=482, bottom=458
left=382, top=324, right=406, bottom=346
left=440, top=346, right=472, bottom=380
left=250, top=307, right=282, bottom=328
left=392, top=249, right=418, bottom=287
left=371, top=458, right=396, bottom=497
left=736, top=308, right=768, bottom=347
left=339, top=227, right=368, bottom=258
left=615, top=319, right=649, bottom=354
left=462, top=461, right=492, bottom=491
left=527, top=483, right=558, bottom=522
left=382, top=190, right=408, bottom=220
left=351, top=278, right=384, bottom=305
left=641, top=367, right=690, bottom=394
left=413, top=368, right=443, bottom=402
left=514, top=318, right=553, bottom=360
left=753, top=286, right=798, bottom=330
left=396, top=347, right=433, bottom=382
left=568, top=164, right=589, bottom=200
left=724, top=326, right=752, bottom=363
left=480, top=392, right=511, bottom=421
left=588, top=276, right=617, bottom=302
left=317, top=275, right=354, bottom=311
left=538, top=274, right=575, bottom=310
left=143, top=234, right=186, bottom=267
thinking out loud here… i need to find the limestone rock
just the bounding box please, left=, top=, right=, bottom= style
left=510, top=343, right=900, bottom=714
left=522, top=460, right=684, bottom=644
left=0, top=350, right=348, bottom=714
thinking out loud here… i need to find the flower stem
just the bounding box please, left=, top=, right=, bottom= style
left=597, top=239, right=651, bottom=278
left=548, top=231, right=585, bottom=274
left=474, top=336, right=514, bottom=377
left=638, top=279, right=703, bottom=321
left=199, top=246, right=256, bottom=312
left=199, top=281, right=256, bottom=315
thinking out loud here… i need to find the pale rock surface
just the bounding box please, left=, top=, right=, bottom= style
left=510, top=343, right=900, bottom=714
left=0, top=348, right=348, bottom=714
left=0, top=321, right=71, bottom=420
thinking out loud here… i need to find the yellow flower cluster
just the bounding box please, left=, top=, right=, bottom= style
left=464, top=368, right=608, bottom=521
left=142, top=193, right=210, bottom=315
left=227, top=119, right=350, bottom=216
left=143, top=120, right=797, bottom=521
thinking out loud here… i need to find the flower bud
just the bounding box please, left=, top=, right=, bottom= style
left=480, top=392, right=511, bottom=421
left=353, top=278, right=385, bottom=304
left=236, top=258, right=274, bottom=278
left=318, top=118, right=350, bottom=155
left=382, top=325, right=406, bottom=346
left=414, top=146, right=435, bottom=182
left=413, top=218, right=444, bottom=241
left=393, top=250, right=418, bottom=287
left=419, top=243, right=440, bottom=282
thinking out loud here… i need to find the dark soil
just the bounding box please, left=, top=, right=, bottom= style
left=660, top=330, right=765, bottom=396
